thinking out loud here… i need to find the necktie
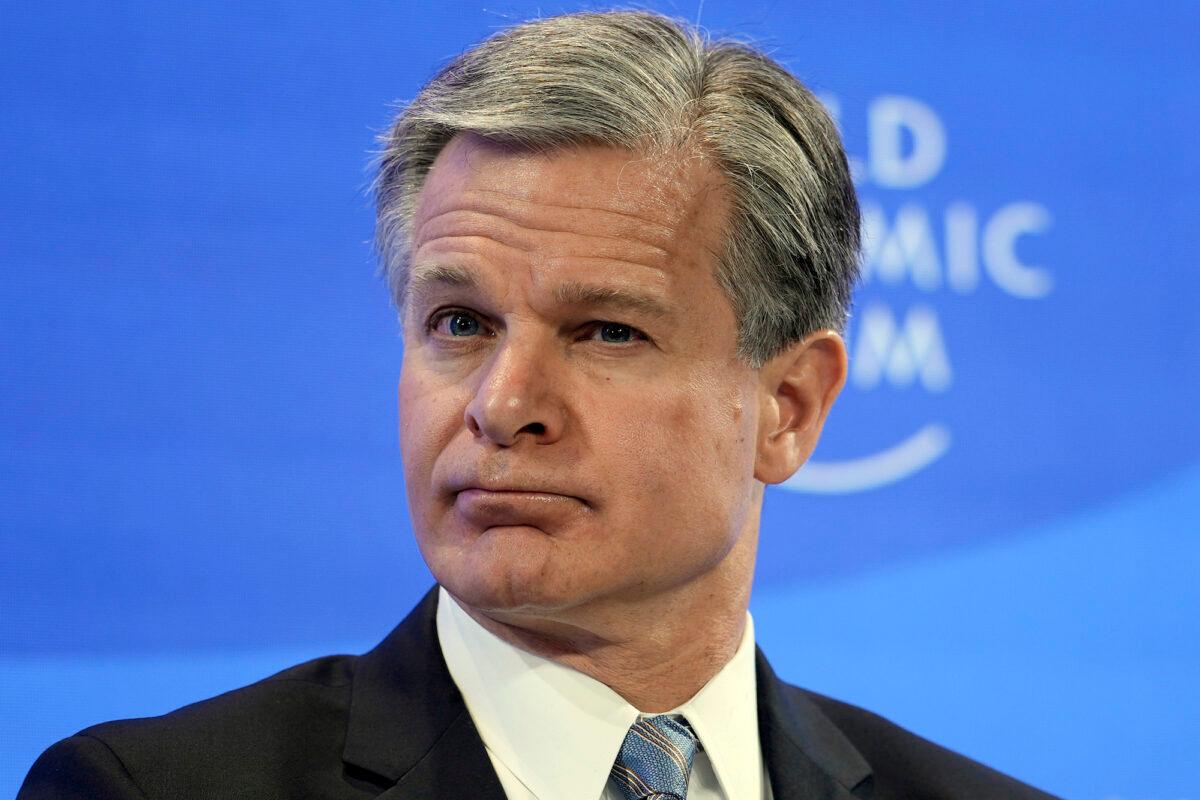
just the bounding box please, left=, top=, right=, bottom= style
left=609, top=715, right=701, bottom=800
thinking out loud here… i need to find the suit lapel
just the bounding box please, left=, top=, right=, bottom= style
left=374, top=708, right=507, bottom=800
left=756, top=649, right=873, bottom=800
left=342, top=587, right=508, bottom=800
left=341, top=589, right=872, bottom=800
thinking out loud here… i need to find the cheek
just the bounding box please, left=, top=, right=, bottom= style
left=610, top=375, right=756, bottom=532
left=397, top=367, right=465, bottom=495
left=669, top=372, right=755, bottom=472
left=396, top=372, right=424, bottom=467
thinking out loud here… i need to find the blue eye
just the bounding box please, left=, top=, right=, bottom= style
left=445, top=312, right=480, bottom=337
left=597, top=322, right=636, bottom=343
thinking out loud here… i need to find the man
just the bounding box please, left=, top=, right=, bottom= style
left=21, top=10, right=1057, bottom=799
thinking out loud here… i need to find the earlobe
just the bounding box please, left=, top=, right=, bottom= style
left=753, top=331, right=848, bottom=484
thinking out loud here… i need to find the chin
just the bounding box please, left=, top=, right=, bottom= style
left=428, top=529, right=587, bottom=614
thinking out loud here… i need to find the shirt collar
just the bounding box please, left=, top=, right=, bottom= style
left=671, top=610, right=764, bottom=799
left=436, top=586, right=762, bottom=799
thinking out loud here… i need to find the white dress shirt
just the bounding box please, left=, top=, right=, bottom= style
left=436, top=587, right=773, bottom=799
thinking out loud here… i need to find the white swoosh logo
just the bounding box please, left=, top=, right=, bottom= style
left=780, top=423, right=952, bottom=494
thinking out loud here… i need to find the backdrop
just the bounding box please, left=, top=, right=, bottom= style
left=3, top=2, right=1198, bottom=797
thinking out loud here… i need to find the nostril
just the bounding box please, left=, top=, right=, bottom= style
left=465, top=413, right=483, bottom=437
left=519, top=422, right=546, bottom=437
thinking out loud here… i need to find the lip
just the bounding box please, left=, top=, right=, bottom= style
left=453, top=487, right=586, bottom=529
left=445, top=475, right=589, bottom=504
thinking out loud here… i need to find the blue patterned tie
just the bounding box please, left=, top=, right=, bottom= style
left=609, top=715, right=701, bottom=800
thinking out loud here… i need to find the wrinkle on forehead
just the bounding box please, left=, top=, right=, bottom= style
left=417, top=188, right=678, bottom=247
left=400, top=135, right=735, bottom=338
left=413, top=133, right=731, bottom=267
left=414, top=197, right=674, bottom=267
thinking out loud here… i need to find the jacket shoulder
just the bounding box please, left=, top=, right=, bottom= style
left=19, top=654, right=361, bottom=800
left=795, top=686, right=1059, bottom=799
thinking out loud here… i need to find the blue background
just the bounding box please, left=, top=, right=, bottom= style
left=3, top=2, right=1197, bottom=797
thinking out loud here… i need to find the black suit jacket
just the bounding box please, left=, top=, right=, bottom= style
left=20, top=588, right=1058, bottom=799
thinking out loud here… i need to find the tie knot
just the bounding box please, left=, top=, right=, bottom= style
left=609, top=715, right=701, bottom=800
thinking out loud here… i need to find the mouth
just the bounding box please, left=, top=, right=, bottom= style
left=446, top=476, right=590, bottom=504
left=453, top=487, right=589, bottom=529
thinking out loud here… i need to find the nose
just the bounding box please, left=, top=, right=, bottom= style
left=464, top=338, right=565, bottom=447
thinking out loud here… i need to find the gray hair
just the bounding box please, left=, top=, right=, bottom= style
left=374, top=10, right=859, bottom=366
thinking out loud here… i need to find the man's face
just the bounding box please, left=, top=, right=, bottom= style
left=398, top=134, right=765, bottom=617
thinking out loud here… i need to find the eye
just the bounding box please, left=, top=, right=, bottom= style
left=590, top=322, right=646, bottom=344
left=429, top=309, right=485, bottom=337
left=447, top=313, right=480, bottom=337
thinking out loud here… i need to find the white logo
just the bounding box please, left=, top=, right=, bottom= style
left=782, top=95, right=1052, bottom=494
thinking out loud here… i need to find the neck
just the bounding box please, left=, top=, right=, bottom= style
left=457, top=519, right=759, bottom=712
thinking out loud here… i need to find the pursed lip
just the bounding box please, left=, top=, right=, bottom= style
left=445, top=477, right=590, bottom=507
left=449, top=482, right=591, bottom=529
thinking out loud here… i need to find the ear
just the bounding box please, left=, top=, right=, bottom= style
left=753, top=330, right=848, bottom=484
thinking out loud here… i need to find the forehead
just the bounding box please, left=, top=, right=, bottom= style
left=409, top=133, right=730, bottom=277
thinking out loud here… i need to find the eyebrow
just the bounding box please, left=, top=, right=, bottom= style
left=403, top=263, right=478, bottom=317
left=405, top=263, right=673, bottom=321
left=406, top=263, right=478, bottom=297
left=552, top=281, right=673, bottom=320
